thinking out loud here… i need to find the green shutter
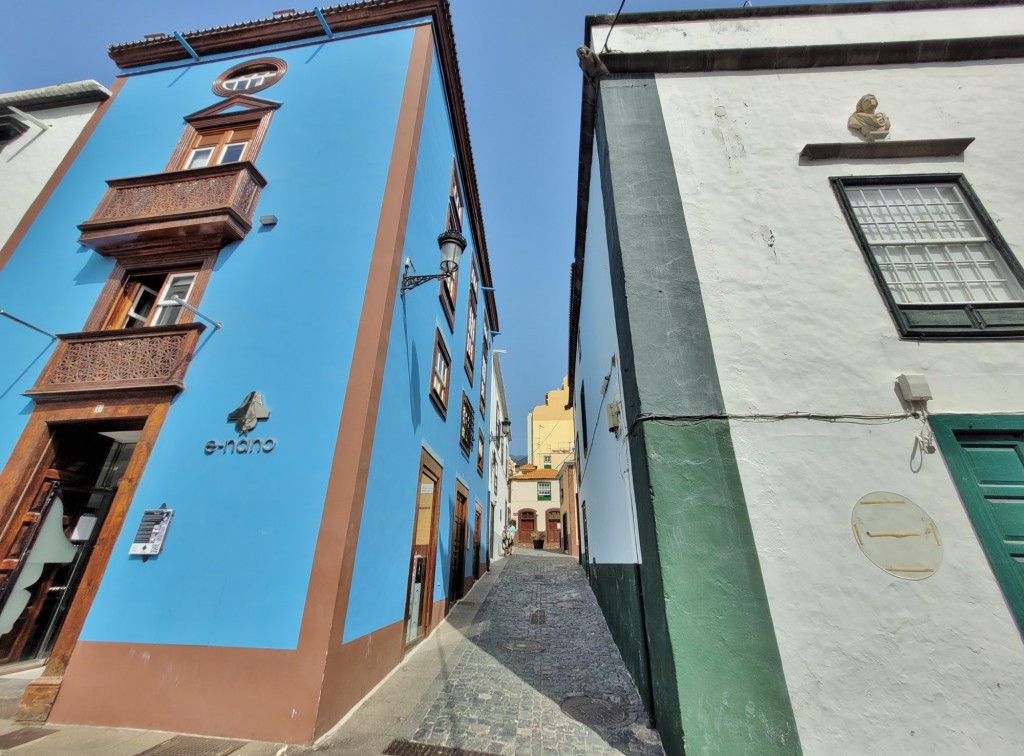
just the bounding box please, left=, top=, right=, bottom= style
left=932, top=415, right=1024, bottom=636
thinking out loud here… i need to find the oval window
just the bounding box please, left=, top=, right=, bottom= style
left=213, top=58, right=287, bottom=97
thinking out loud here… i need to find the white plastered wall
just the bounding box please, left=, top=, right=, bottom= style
left=488, top=356, right=511, bottom=558
left=573, top=140, right=641, bottom=567
left=0, top=102, right=101, bottom=250
left=651, top=37, right=1024, bottom=756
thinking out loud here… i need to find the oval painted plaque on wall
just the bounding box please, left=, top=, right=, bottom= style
left=851, top=491, right=943, bottom=580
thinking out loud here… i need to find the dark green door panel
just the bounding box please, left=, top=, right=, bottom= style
left=932, top=416, right=1024, bottom=635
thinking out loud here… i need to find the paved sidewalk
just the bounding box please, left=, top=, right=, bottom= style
left=0, top=550, right=662, bottom=755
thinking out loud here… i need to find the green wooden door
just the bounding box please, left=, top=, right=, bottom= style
left=933, top=416, right=1024, bottom=636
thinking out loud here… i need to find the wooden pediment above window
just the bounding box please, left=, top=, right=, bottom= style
left=181, top=94, right=281, bottom=122
left=167, top=95, right=280, bottom=171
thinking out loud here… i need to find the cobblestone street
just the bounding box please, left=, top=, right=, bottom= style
left=320, top=549, right=664, bottom=755
left=411, top=549, right=661, bottom=755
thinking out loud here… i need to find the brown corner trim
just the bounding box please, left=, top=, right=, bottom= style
left=0, top=77, right=126, bottom=273
left=302, top=23, right=435, bottom=738
left=800, top=137, right=974, bottom=161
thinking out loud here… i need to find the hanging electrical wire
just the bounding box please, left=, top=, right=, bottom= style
left=602, top=0, right=628, bottom=54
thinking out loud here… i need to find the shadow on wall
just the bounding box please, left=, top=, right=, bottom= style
left=0, top=342, right=53, bottom=403
left=400, top=304, right=421, bottom=430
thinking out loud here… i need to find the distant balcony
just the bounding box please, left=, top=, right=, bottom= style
left=77, top=162, right=266, bottom=253
left=25, top=323, right=205, bottom=400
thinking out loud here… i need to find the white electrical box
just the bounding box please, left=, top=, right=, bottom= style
left=897, top=373, right=932, bottom=403
left=606, top=402, right=621, bottom=433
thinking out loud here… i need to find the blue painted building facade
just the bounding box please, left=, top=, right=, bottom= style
left=0, top=1, right=497, bottom=744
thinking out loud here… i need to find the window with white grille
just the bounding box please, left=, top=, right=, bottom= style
left=844, top=184, right=1023, bottom=304
left=834, top=176, right=1024, bottom=337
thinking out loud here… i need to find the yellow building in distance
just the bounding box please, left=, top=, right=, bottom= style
left=527, top=375, right=575, bottom=470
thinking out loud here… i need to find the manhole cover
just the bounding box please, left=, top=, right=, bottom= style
left=135, top=735, right=245, bottom=756
left=530, top=609, right=546, bottom=624
left=503, top=639, right=545, bottom=653
left=384, top=739, right=495, bottom=755
left=560, top=696, right=632, bottom=728
left=557, top=600, right=584, bottom=608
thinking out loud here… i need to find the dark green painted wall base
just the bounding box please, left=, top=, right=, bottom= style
left=637, top=420, right=802, bottom=756
left=588, top=561, right=652, bottom=715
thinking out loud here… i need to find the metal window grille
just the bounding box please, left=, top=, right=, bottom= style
left=460, top=395, right=474, bottom=451
left=845, top=184, right=1024, bottom=305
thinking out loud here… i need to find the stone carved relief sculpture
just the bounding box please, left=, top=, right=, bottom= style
left=848, top=94, right=891, bottom=141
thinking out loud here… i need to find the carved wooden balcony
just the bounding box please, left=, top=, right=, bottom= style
left=77, top=162, right=267, bottom=253
left=25, top=323, right=205, bottom=400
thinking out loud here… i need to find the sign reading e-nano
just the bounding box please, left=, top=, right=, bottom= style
left=205, top=438, right=276, bottom=455
left=205, top=391, right=276, bottom=456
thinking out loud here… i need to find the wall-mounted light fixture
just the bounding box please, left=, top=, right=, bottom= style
left=490, top=417, right=512, bottom=444
left=259, top=215, right=278, bottom=227
left=402, top=230, right=466, bottom=293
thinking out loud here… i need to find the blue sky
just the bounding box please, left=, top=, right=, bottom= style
left=1, top=0, right=813, bottom=453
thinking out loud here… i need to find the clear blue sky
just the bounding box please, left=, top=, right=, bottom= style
left=0, top=0, right=819, bottom=454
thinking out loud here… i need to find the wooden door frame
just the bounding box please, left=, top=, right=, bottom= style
left=0, top=393, right=172, bottom=720
left=401, top=449, right=443, bottom=650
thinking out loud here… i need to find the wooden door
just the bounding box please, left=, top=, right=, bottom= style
left=518, top=510, right=536, bottom=544
left=449, top=485, right=468, bottom=603
left=404, top=452, right=442, bottom=647
left=0, top=427, right=136, bottom=668
left=942, top=429, right=1024, bottom=633
left=472, top=505, right=482, bottom=578
left=545, top=509, right=560, bottom=546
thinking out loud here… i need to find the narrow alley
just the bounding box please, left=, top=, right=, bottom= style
left=320, top=549, right=663, bottom=755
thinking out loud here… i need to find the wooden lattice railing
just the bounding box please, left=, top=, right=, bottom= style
left=25, top=323, right=205, bottom=400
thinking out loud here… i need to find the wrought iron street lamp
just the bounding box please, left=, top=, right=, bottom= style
left=401, top=230, right=467, bottom=292
left=490, top=417, right=511, bottom=444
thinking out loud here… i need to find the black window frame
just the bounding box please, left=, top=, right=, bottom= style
left=459, top=393, right=474, bottom=455
left=579, top=381, right=589, bottom=454
left=832, top=174, right=1024, bottom=339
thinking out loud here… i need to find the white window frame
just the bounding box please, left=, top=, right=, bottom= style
left=151, top=273, right=197, bottom=327
left=186, top=147, right=214, bottom=169
left=224, top=70, right=278, bottom=91
left=219, top=141, right=248, bottom=164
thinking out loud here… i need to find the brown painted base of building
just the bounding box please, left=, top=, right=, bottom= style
left=314, top=620, right=404, bottom=735
left=50, top=618, right=414, bottom=745
left=50, top=641, right=322, bottom=743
